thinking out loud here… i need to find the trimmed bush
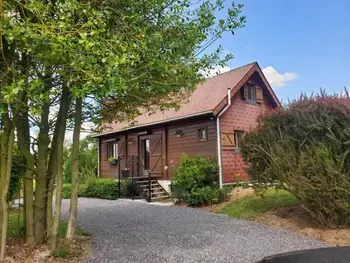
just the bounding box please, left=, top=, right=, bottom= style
left=171, top=154, right=229, bottom=206
left=63, top=178, right=121, bottom=200
left=241, top=94, right=350, bottom=227
left=82, top=178, right=119, bottom=199
left=172, top=154, right=218, bottom=191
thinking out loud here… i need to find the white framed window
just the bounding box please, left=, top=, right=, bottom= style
left=107, top=142, right=118, bottom=159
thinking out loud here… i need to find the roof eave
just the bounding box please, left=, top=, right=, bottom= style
left=91, top=110, right=213, bottom=138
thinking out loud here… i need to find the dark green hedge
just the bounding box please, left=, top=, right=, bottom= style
left=62, top=178, right=136, bottom=200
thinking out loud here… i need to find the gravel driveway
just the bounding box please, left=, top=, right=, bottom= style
left=61, top=198, right=326, bottom=263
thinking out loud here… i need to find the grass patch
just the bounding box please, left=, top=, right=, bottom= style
left=8, top=211, right=24, bottom=238
left=8, top=211, right=90, bottom=239
left=218, top=188, right=297, bottom=219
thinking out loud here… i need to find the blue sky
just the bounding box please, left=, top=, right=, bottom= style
left=214, top=0, right=350, bottom=102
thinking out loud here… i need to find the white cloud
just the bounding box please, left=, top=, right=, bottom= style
left=203, top=65, right=231, bottom=78
left=262, top=66, right=298, bottom=88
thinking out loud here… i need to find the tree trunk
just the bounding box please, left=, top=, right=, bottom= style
left=34, top=100, right=50, bottom=244
left=47, top=83, right=71, bottom=253
left=0, top=112, right=15, bottom=260
left=66, top=98, right=82, bottom=241
left=13, top=91, right=35, bottom=246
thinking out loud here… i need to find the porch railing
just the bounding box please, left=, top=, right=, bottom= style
left=117, top=155, right=152, bottom=202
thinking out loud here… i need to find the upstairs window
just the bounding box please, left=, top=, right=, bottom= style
left=197, top=127, right=208, bottom=142
left=244, top=85, right=256, bottom=103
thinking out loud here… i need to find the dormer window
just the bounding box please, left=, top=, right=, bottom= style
left=244, top=85, right=257, bottom=103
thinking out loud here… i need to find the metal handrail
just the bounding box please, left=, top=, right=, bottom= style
left=117, top=155, right=153, bottom=202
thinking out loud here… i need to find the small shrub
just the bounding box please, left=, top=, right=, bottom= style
left=172, top=154, right=218, bottom=191
left=171, top=154, right=227, bottom=206
left=186, top=186, right=219, bottom=206
left=218, top=186, right=232, bottom=202
left=83, top=178, right=119, bottom=199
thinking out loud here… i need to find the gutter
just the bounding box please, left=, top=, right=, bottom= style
left=216, top=88, right=232, bottom=189
left=91, top=110, right=213, bottom=138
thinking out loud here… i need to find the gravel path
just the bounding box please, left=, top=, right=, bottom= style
left=61, top=198, right=326, bottom=263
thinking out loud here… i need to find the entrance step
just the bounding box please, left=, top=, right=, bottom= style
left=135, top=178, right=170, bottom=202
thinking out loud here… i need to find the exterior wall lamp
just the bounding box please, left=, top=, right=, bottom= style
left=175, top=130, right=183, bottom=137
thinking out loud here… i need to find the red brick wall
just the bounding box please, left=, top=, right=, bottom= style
left=220, top=85, right=274, bottom=183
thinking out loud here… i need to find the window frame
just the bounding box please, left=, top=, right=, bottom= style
left=245, top=85, right=257, bottom=104
left=233, top=130, right=244, bottom=150
left=197, top=127, right=208, bottom=142
left=107, top=142, right=118, bottom=159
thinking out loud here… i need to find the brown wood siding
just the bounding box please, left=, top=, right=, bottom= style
left=98, top=117, right=217, bottom=180
left=126, top=132, right=138, bottom=156
left=167, top=118, right=217, bottom=177
left=99, top=133, right=126, bottom=178
left=219, top=75, right=274, bottom=183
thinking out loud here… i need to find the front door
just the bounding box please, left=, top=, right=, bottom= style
left=139, top=135, right=150, bottom=177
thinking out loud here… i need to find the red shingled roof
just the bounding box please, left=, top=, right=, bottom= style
left=98, top=62, right=279, bottom=135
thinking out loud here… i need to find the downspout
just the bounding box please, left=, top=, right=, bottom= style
left=216, top=88, right=232, bottom=189
left=97, top=138, right=100, bottom=178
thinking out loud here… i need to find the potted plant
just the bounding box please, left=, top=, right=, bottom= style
left=107, top=156, right=119, bottom=165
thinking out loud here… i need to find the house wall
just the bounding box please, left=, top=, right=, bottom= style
left=166, top=118, right=217, bottom=178
left=99, top=133, right=126, bottom=178
left=98, top=116, right=218, bottom=181
left=220, top=82, right=274, bottom=183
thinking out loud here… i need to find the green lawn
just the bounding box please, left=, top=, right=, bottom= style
left=8, top=211, right=90, bottom=239
left=218, top=188, right=297, bottom=219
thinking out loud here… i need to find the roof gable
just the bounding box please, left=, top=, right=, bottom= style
left=101, top=62, right=280, bottom=134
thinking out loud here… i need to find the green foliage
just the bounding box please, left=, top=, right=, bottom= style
left=63, top=179, right=135, bottom=199
left=8, top=211, right=25, bottom=238
left=219, top=188, right=297, bottom=219
left=171, top=154, right=229, bottom=206
left=8, top=147, right=25, bottom=202
left=62, top=184, right=72, bottom=199
left=185, top=186, right=230, bottom=206
left=83, top=178, right=119, bottom=200
left=172, top=154, right=219, bottom=191
left=241, top=94, right=350, bottom=227
left=64, top=138, right=98, bottom=184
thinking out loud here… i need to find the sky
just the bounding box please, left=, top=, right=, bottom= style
left=211, top=0, right=350, bottom=102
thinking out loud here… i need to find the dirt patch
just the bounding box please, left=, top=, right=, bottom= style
left=201, top=187, right=255, bottom=212
left=4, top=236, right=92, bottom=263
left=253, top=206, right=350, bottom=247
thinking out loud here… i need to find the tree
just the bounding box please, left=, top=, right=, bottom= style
left=2, top=0, right=246, bottom=256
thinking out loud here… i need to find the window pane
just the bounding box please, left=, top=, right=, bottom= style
left=234, top=131, right=244, bottom=148
left=201, top=129, right=206, bottom=139
left=198, top=128, right=207, bottom=141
